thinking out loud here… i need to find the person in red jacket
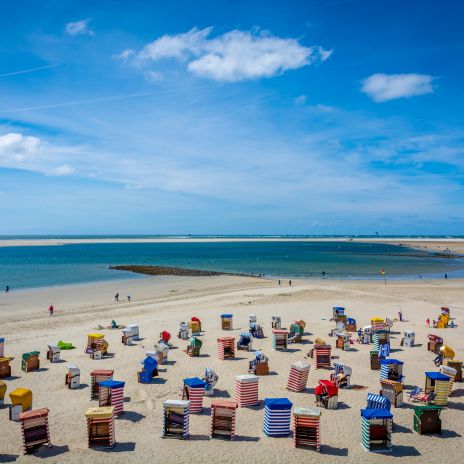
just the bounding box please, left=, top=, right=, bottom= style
left=48, top=305, right=54, bottom=316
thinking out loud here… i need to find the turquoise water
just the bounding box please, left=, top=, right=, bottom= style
left=1, top=240, right=464, bottom=290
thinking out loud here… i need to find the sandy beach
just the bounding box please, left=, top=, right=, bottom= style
left=0, top=275, right=463, bottom=463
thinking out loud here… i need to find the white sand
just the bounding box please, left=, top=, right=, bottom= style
left=1, top=276, right=463, bottom=463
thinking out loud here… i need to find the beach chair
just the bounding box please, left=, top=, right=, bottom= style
left=210, top=400, right=237, bottom=440
left=0, top=379, right=6, bottom=406
left=138, top=356, right=158, bottom=383
left=408, top=386, right=422, bottom=402
left=203, top=368, right=219, bottom=396
left=288, top=323, right=303, bottom=343
left=20, top=408, right=51, bottom=454
left=237, top=332, right=253, bottom=351
left=178, top=322, right=189, bottom=340
left=414, top=405, right=442, bottom=435
left=187, top=337, right=202, bottom=357
left=85, top=406, right=115, bottom=448
left=163, top=400, right=190, bottom=439
left=249, top=351, right=269, bottom=375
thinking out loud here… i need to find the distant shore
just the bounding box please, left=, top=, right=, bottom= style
left=1, top=236, right=464, bottom=255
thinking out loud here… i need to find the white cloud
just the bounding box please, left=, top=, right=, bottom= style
left=0, top=132, right=43, bottom=163
left=361, top=73, right=434, bottom=102
left=65, top=19, right=95, bottom=37
left=139, top=27, right=212, bottom=61
left=143, top=70, right=164, bottom=82
left=294, top=95, right=307, bottom=105
left=113, top=49, right=135, bottom=61
left=124, top=27, right=332, bottom=82
left=49, top=164, right=75, bottom=176
left=0, top=132, right=75, bottom=176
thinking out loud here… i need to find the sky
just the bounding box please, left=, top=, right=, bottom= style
left=0, top=0, right=463, bottom=235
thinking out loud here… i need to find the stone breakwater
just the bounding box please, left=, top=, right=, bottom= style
left=109, top=264, right=256, bottom=277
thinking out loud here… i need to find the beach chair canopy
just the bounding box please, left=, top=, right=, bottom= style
left=9, top=388, right=32, bottom=408
left=221, top=314, right=233, bottom=318
left=290, top=323, right=303, bottom=335
left=360, top=408, right=393, bottom=420
left=380, top=359, right=404, bottom=366
left=141, top=356, right=158, bottom=370
left=184, top=377, right=206, bottom=388
left=347, top=317, right=356, bottom=324
left=428, top=334, right=443, bottom=343
left=191, top=316, right=201, bottom=323
left=425, top=372, right=450, bottom=381
left=318, top=379, right=338, bottom=397
left=264, top=398, right=293, bottom=410
left=189, top=337, right=202, bottom=347
left=99, top=379, right=125, bottom=389
left=88, top=333, right=105, bottom=339
left=160, top=331, right=171, bottom=343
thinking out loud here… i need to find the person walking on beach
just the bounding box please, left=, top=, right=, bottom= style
left=278, top=280, right=281, bottom=286
left=114, top=293, right=119, bottom=302
left=426, top=317, right=430, bottom=327
left=48, top=305, right=54, bottom=316
left=289, top=280, right=292, bottom=287
left=5, top=285, right=9, bottom=293
left=127, top=295, right=131, bottom=302
left=445, top=273, right=448, bottom=280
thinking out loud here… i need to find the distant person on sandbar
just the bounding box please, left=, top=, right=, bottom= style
left=114, top=293, right=119, bottom=302
left=5, top=285, right=9, bottom=293
left=445, top=273, right=448, bottom=280
left=127, top=295, right=131, bottom=302
left=48, top=305, right=54, bottom=316
left=289, top=280, right=292, bottom=286
left=278, top=280, right=281, bottom=286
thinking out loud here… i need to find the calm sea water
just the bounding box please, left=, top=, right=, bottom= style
left=1, top=240, right=464, bottom=290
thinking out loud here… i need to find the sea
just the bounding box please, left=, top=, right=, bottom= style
left=1, top=235, right=464, bottom=290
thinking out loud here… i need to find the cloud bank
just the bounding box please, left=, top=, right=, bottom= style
left=119, top=27, right=332, bottom=81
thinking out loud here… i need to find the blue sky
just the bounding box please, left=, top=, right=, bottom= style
left=1, top=0, right=463, bottom=235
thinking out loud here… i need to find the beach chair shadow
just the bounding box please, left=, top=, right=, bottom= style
left=3, top=375, right=21, bottom=381
left=441, top=430, right=461, bottom=438
left=199, top=407, right=211, bottom=416
left=337, top=402, right=351, bottom=410
left=198, top=354, right=210, bottom=358
left=233, top=435, right=260, bottom=442
left=0, top=454, right=18, bottom=462
left=347, top=347, right=359, bottom=352
left=189, top=434, right=211, bottom=441
left=77, top=383, right=89, bottom=390
left=285, top=348, right=301, bottom=353
left=213, top=389, right=231, bottom=398
left=391, top=445, right=421, bottom=457
left=321, top=445, right=348, bottom=456
left=151, top=377, right=167, bottom=384
left=36, top=368, right=49, bottom=372
left=102, top=442, right=136, bottom=452
left=35, top=444, right=69, bottom=458
left=393, top=424, right=413, bottom=433
left=389, top=348, right=403, bottom=353
left=450, top=388, right=464, bottom=398
left=118, top=411, right=145, bottom=423
left=164, top=360, right=176, bottom=366
left=447, top=401, right=464, bottom=411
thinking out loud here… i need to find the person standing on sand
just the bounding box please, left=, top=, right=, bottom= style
left=114, top=293, right=119, bottom=302
left=289, top=280, right=292, bottom=286
left=278, top=280, right=281, bottom=286
left=48, top=305, right=54, bottom=316
left=127, top=295, right=131, bottom=302
left=426, top=318, right=430, bottom=327
left=445, top=273, right=448, bottom=280
left=5, top=285, right=9, bottom=293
